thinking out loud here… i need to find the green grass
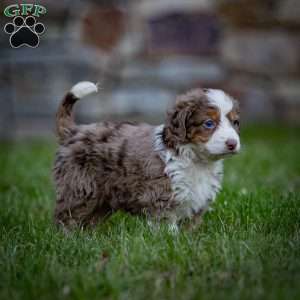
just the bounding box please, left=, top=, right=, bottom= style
left=1, top=125, right=300, bottom=300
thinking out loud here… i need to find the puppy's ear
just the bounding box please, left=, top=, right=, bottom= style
left=163, top=104, right=192, bottom=149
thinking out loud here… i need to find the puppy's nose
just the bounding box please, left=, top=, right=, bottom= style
left=226, top=139, right=237, bottom=151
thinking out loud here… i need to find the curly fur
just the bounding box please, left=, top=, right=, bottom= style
left=53, top=82, right=240, bottom=229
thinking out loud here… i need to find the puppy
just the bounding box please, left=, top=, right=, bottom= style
left=53, top=82, right=240, bottom=229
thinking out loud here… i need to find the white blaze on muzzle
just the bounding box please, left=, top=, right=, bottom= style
left=205, top=89, right=240, bottom=155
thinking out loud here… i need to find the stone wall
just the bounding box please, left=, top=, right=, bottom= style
left=218, top=0, right=300, bottom=123
left=0, top=0, right=299, bottom=139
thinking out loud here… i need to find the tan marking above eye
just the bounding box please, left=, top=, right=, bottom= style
left=227, top=110, right=240, bottom=134
left=227, top=110, right=240, bottom=122
left=206, top=109, right=220, bottom=123
left=190, top=106, right=220, bottom=126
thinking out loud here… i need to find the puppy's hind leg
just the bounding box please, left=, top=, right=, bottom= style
left=184, top=209, right=204, bottom=231
left=53, top=160, right=106, bottom=229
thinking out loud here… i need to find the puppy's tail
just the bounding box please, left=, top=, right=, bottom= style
left=56, top=81, right=98, bottom=142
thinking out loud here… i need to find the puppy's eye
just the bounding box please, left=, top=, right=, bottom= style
left=203, top=119, right=215, bottom=129
left=233, top=120, right=240, bottom=127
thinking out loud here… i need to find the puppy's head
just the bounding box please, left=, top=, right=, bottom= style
left=163, top=88, right=240, bottom=159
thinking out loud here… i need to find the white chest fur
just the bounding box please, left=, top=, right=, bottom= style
left=154, top=125, right=224, bottom=221
left=164, top=148, right=223, bottom=220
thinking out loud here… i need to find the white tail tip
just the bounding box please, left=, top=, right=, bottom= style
left=70, top=81, right=98, bottom=99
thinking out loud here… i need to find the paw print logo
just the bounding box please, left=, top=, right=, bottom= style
left=4, top=16, right=45, bottom=48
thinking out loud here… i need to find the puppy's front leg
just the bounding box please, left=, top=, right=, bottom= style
left=185, top=209, right=204, bottom=231
left=166, top=213, right=179, bottom=234
left=168, top=222, right=179, bottom=234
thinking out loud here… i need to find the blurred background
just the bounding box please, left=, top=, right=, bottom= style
left=0, top=0, right=300, bottom=139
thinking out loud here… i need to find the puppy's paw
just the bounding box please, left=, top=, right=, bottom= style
left=168, top=223, right=179, bottom=235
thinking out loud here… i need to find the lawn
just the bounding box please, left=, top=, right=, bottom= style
left=0, top=125, right=300, bottom=300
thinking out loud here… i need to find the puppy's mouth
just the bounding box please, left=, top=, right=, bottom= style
left=212, top=148, right=240, bottom=158
left=191, top=142, right=241, bottom=161
left=203, top=147, right=241, bottom=160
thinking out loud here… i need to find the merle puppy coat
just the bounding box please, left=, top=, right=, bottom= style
left=53, top=82, right=240, bottom=229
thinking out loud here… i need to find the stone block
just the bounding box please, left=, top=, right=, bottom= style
left=273, top=79, right=300, bottom=123
left=120, top=57, right=224, bottom=88
left=276, top=0, right=300, bottom=25
left=275, top=79, right=300, bottom=104
left=221, top=30, right=300, bottom=75
left=146, top=12, right=220, bottom=56
left=224, top=75, right=276, bottom=121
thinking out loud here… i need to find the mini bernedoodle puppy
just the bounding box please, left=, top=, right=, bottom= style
left=53, top=81, right=240, bottom=230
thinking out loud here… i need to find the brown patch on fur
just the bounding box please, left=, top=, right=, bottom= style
left=53, top=122, right=177, bottom=228
left=163, top=89, right=220, bottom=148
left=227, top=100, right=240, bottom=133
